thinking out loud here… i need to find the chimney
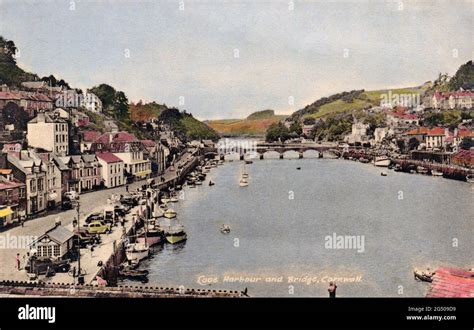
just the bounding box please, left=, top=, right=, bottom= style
left=37, top=112, right=45, bottom=123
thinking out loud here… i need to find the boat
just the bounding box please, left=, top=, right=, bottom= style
left=125, top=243, right=149, bottom=262
left=466, top=174, right=474, bottom=183
left=164, top=224, right=187, bottom=244
left=245, top=160, right=253, bottom=164
left=119, top=268, right=149, bottom=281
left=431, top=170, right=443, bottom=176
left=163, top=208, right=177, bottom=219
left=416, top=166, right=428, bottom=175
left=136, top=226, right=164, bottom=246
left=220, top=224, right=230, bottom=234
left=380, top=171, right=387, bottom=176
left=169, top=195, right=179, bottom=203
left=209, top=180, right=215, bottom=186
left=296, top=167, right=301, bottom=170
left=359, top=158, right=370, bottom=163
left=394, top=164, right=402, bottom=172
left=195, top=180, right=203, bottom=185
left=374, top=156, right=391, bottom=167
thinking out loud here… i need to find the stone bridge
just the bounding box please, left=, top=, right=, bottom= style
left=204, top=143, right=341, bottom=160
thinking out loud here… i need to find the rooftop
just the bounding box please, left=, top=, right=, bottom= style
left=426, top=267, right=474, bottom=298
left=96, top=152, right=123, bottom=163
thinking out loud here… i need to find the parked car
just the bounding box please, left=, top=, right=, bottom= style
left=84, top=212, right=105, bottom=225
left=25, top=257, right=71, bottom=275
left=74, top=229, right=100, bottom=247
left=64, top=190, right=79, bottom=201
left=61, top=199, right=74, bottom=210
left=86, top=221, right=111, bottom=234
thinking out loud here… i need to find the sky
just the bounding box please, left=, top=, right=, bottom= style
left=0, top=0, right=473, bottom=120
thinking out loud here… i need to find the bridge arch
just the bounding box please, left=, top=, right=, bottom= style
left=261, top=150, right=281, bottom=159
left=302, top=149, right=320, bottom=158
left=282, top=150, right=300, bottom=159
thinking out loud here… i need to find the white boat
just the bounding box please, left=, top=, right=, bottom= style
left=169, top=196, right=179, bottom=203
left=195, top=180, right=202, bottom=185
left=220, top=224, right=231, bottom=234
left=125, top=243, right=149, bottom=262
left=163, top=224, right=187, bottom=244
left=431, top=170, right=443, bottom=176
left=374, top=156, right=391, bottom=167
left=239, top=178, right=248, bottom=187
left=163, top=207, right=177, bottom=219
left=466, top=174, right=474, bottom=183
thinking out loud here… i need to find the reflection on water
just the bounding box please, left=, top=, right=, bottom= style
left=124, top=158, right=473, bottom=297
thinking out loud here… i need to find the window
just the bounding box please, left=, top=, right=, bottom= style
left=47, top=245, right=52, bottom=257
left=53, top=245, right=60, bottom=256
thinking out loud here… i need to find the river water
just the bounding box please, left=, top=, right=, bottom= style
left=124, top=153, right=473, bottom=297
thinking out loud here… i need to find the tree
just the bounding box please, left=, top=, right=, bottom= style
left=89, top=84, right=117, bottom=111
left=114, top=91, right=129, bottom=120
left=407, top=137, right=420, bottom=151
left=265, top=122, right=290, bottom=142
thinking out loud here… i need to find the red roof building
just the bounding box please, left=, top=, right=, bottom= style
left=96, top=152, right=123, bottom=163
left=426, top=267, right=474, bottom=298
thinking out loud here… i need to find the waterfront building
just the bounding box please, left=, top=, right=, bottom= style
left=344, top=122, right=370, bottom=144
left=59, top=155, right=102, bottom=193
left=0, top=169, right=26, bottom=227
left=89, top=132, right=152, bottom=180
left=141, top=140, right=166, bottom=175
left=96, top=152, right=124, bottom=188
left=35, top=152, right=63, bottom=209
left=2, top=150, right=48, bottom=215
left=27, top=112, right=69, bottom=155
left=425, top=127, right=447, bottom=150
left=31, top=225, right=74, bottom=259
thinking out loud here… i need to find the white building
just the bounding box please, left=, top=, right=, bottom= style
left=27, top=112, right=69, bottom=155
left=96, top=153, right=125, bottom=188
left=113, top=149, right=151, bottom=180
left=344, top=122, right=369, bottom=144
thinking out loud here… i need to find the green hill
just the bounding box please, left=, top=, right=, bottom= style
left=0, top=36, right=38, bottom=86
left=246, top=109, right=275, bottom=120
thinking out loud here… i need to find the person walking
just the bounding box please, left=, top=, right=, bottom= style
left=328, top=281, right=337, bottom=298
left=16, top=253, right=21, bottom=270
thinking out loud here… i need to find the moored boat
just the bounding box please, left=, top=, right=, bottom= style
left=163, top=208, right=177, bottom=219
left=431, top=170, right=443, bottom=176
left=374, top=156, right=391, bottom=167
left=466, top=174, right=474, bottom=183
left=416, top=166, right=428, bottom=175
left=136, top=227, right=164, bottom=246
left=125, top=243, right=149, bottom=262
left=164, top=224, right=187, bottom=244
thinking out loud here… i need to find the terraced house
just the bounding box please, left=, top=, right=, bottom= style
left=59, top=155, right=102, bottom=193
left=89, top=131, right=151, bottom=181
left=27, top=112, right=69, bottom=155
left=0, top=169, right=26, bottom=227
left=2, top=150, right=48, bottom=215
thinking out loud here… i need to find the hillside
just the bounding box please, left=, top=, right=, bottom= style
left=0, top=36, right=38, bottom=86
left=207, top=110, right=287, bottom=137
left=297, top=87, right=427, bottom=120
left=246, top=109, right=276, bottom=120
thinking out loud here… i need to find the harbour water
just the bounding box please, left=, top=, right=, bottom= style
left=125, top=156, right=473, bottom=297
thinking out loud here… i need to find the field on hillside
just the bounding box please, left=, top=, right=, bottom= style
left=304, top=87, right=426, bottom=119
left=207, top=116, right=286, bottom=136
